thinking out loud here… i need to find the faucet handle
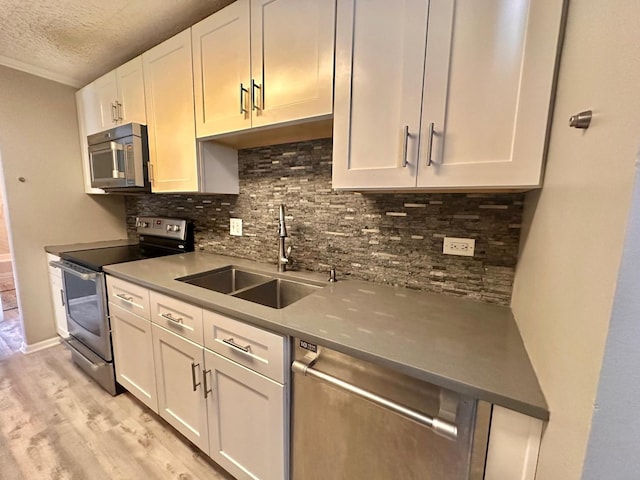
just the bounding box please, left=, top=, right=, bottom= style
left=286, top=246, right=292, bottom=258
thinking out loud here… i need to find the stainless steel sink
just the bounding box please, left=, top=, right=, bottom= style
left=176, top=265, right=324, bottom=308
left=232, top=278, right=322, bottom=309
left=176, top=265, right=270, bottom=294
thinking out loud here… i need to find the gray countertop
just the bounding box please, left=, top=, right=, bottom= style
left=101, top=251, right=548, bottom=420
left=45, top=239, right=136, bottom=256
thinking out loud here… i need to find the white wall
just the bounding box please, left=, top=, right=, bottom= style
left=510, top=2, right=640, bottom=479
left=0, top=65, right=127, bottom=346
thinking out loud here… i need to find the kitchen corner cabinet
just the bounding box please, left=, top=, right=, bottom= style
left=46, top=253, right=68, bottom=337
left=332, top=0, right=565, bottom=191
left=143, top=30, right=199, bottom=193
left=94, top=56, right=147, bottom=130
left=192, top=0, right=335, bottom=139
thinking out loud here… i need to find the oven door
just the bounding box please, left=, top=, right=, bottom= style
left=56, top=261, right=112, bottom=362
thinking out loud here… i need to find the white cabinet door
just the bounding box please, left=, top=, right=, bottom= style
left=143, top=30, right=199, bottom=192
left=332, top=0, right=428, bottom=189
left=152, top=324, right=209, bottom=452
left=192, top=0, right=251, bottom=137
left=116, top=56, right=147, bottom=125
left=205, top=349, right=286, bottom=480
left=75, top=85, right=107, bottom=194
left=46, top=254, right=68, bottom=337
left=250, top=0, right=334, bottom=128
left=94, top=71, right=119, bottom=130
left=333, top=0, right=564, bottom=191
left=417, top=0, right=564, bottom=189
left=110, top=304, right=157, bottom=412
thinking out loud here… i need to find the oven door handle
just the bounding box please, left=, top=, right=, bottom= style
left=49, top=260, right=98, bottom=281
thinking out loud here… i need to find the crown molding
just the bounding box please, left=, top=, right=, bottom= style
left=0, top=55, right=83, bottom=88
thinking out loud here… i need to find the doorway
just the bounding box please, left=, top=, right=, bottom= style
left=0, top=153, right=22, bottom=359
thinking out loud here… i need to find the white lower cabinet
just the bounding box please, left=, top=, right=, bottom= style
left=107, top=276, right=289, bottom=479
left=46, top=253, right=68, bottom=337
left=206, top=349, right=286, bottom=480
left=152, top=323, right=209, bottom=453
left=110, top=303, right=158, bottom=412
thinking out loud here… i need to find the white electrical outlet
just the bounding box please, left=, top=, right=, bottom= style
left=443, top=237, right=475, bottom=257
left=230, top=218, right=243, bottom=236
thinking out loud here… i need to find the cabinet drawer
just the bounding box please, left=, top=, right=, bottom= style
left=107, top=276, right=150, bottom=320
left=203, top=309, right=286, bottom=383
left=150, top=291, right=204, bottom=345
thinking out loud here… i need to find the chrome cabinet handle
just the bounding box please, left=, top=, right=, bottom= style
left=401, top=125, right=409, bottom=167
left=203, top=369, right=212, bottom=399
left=222, top=337, right=251, bottom=353
left=59, top=289, right=65, bottom=307
left=240, top=83, right=249, bottom=114
left=116, top=101, right=123, bottom=121
left=426, top=122, right=435, bottom=166
left=148, top=162, right=155, bottom=186
left=111, top=103, right=118, bottom=123
left=160, top=312, right=183, bottom=325
left=115, top=293, right=134, bottom=304
left=191, top=362, right=201, bottom=391
left=251, top=79, right=261, bottom=111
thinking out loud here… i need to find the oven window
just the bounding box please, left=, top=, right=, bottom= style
left=64, top=272, right=101, bottom=335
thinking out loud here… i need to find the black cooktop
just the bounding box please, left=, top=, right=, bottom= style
left=60, top=244, right=177, bottom=271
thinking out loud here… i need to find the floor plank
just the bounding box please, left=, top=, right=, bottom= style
left=0, top=345, right=235, bottom=480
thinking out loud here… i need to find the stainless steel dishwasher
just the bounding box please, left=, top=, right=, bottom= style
left=291, top=338, right=491, bottom=479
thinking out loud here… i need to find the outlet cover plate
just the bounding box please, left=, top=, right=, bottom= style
left=443, top=237, right=475, bottom=257
left=230, top=218, right=243, bottom=236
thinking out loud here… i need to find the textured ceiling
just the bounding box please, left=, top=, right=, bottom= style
left=0, top=0, right=235, bottom=87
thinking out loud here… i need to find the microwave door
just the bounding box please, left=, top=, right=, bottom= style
left=90, top=142, right=125, bottom=188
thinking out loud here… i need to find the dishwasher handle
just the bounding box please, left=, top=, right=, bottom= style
left=292, top=358, right=458, bottom=441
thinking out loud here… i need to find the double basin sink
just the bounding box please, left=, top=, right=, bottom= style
left=176, top=265, right=324, bottom=309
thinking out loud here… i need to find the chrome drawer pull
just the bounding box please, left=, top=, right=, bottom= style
left=223, top=337, right=251, bottom=353
left=160, top=312, right=184, bottom=325
left=191, top=362, right=201, bottom=391
left=115, top=293, right=134, bottom=304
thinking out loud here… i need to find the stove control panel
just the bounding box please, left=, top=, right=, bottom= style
left=136, top=217, right=189, bottom=241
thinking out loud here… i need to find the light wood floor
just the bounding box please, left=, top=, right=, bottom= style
left=0, top=344, right=235, bottom=480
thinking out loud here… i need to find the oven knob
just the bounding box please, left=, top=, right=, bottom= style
left=166, top=224, right=172, bottom=232
left=172, top=225, right=181, bottom=232
left=142, top=221, right=149, bottom=228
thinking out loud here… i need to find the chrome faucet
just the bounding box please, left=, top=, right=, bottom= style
left=277, top=204, right=291, bottom=272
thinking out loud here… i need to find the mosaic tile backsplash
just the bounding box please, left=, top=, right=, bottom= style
left=125, top=138, right=524, bottom=305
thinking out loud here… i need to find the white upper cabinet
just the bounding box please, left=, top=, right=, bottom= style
left=192, top=0, right=252, bottom=137
left=192, top=0, right=335, bottom=139
left=143, top=30, right=199, bottom=193
left=332, top=0, right=565, bottom=191
left=250, top=0, right=335, bottom=128
left=333, top=0, right=428, bottom=189
left=93, top=56, right=146, bottom=131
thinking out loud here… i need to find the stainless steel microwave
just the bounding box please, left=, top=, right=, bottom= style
left=88, top=122, right=150, bottom=192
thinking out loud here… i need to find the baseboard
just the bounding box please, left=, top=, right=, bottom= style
left=20, top=336, right=61, bottom=354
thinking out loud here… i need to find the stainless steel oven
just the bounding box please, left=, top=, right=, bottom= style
left=50, top=260, right=118, bottom=394
left=50, top=217, right=194, bottom=395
